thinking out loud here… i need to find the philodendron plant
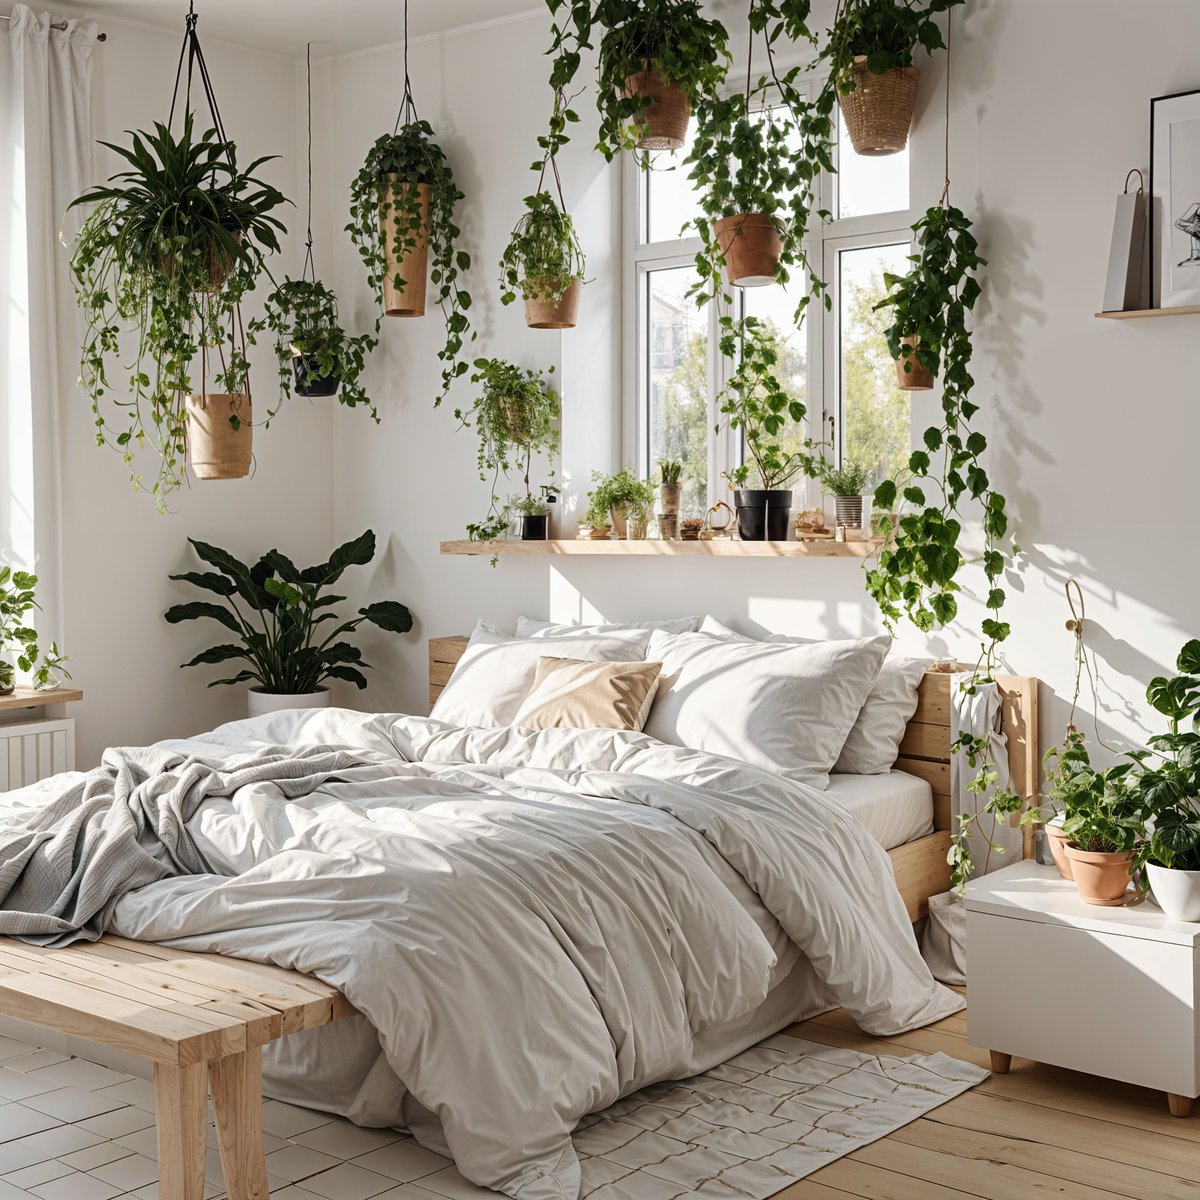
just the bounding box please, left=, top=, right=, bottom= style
left=165, top=531, right=413, bottom=695
left=67, top=112, right=288, bottom=507
left=0, top=565, right=70, bottom=693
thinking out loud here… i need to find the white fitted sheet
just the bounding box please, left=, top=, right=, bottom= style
left=824, top=769, right=934, bottom=850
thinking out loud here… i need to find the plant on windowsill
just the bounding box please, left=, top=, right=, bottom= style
left=500, top=190, right=587, bottom=330
left=545, top=0, right=730, bottom=159
left=658, top=458, right=683, bottom=516
left=165, top=530, right=413, bottom=716
left=66, top=113, right=288, bottom=507
left=0, top=565, right=71, bottom=694
left=588, top=469, right=657, bottom=540
left=821, top=461, right=872, bottom=531
left=509, top=487, right=560, bottom=541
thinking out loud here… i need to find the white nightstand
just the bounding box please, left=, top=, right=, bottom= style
left=966, top=861, right=1199, bottom=1118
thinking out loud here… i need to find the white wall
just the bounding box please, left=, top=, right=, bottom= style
left=51, top=16, right=333, bottom=765
left=316, top=0, right=1200, bottom=770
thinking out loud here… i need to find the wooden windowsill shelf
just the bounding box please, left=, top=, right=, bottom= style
left=1095, top=305, right=1200, bottom=319
left=0, top=687, right=83, bottom=713
left=440, top=538, right=884, bottom=559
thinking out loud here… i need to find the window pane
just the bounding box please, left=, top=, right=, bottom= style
left=645, top=126, right=701, bottom=243
left=839, top=244, right=911, bottom=488
left=646, top=267, right=708, bottom=510
left=837, top=110, right=909, bottom=218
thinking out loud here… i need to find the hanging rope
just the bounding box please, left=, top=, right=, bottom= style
left=1062, top=577, right=1120, bottom=753
left=393, top=0, right=419, bottom=133
left=167, top=0, right=229, bottom=146
left=303, top=41, right=316, bottom=282
left=938, top=9, right=952, bottom=207
left=536, top=89, right=570, bottom=211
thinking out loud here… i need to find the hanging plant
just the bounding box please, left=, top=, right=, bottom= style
left=456, top=358, right=559, bottom=548
left=347, top=7, right=473, bottom=407
left=545, top=0, right=730, bottom=159
left=500, top=192, right=586, bottom=328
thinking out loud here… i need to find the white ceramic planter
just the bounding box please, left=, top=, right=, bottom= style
left=247, top=687, right=332, bottom=717
left=1147, top=862, right=1200, bottom=922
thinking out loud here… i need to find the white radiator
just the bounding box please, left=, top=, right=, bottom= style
left=0, top=718, right=75, bottom=790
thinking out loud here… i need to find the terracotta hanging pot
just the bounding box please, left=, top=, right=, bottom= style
left=1064, top=846, right=1133, bottom=906
left=713, top=213, right=783, bottom=286
left=186, top=393, right=252, bottom=480
left=1044, top=821, right=1074, bottom=880
left=380, top=177, right=431, bottom=317
left=622, top=63, right=691, bottom=151
left=524, top=277, right=582, bottom=329
left=895, top=335, right=935, bottom=390
left=838, top=57, right=920, bottom=157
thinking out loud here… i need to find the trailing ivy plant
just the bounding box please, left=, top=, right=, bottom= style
left=499, top=190, right=587, bottom=307
left=67, top=112, right=288, bottom=507
left=819, top=0, right=963, bottom=92
left=0, top=565, right=70, bottom=693
left=347, top=120, right=473, bottom=406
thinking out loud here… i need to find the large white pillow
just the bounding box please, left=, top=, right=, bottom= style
left=697, top=616, right=930, bottom=774
left=431, top=622, right=652, bottom=728
left=642, top=630, right=891, bottom=786
left=515, top=615, right=702, bottom=638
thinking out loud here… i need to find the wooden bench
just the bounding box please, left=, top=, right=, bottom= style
left=0, top=934, right=358, bottom=1200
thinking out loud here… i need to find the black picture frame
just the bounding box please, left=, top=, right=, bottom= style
left=1150, top=86, right=1200, bottom=310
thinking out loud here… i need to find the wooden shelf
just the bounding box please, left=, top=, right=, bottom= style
left=1095, top=305, right=1200, bottom=320
left=440, top=538, right=884, bottom=559
left=0, top=686, right=83, bottom=713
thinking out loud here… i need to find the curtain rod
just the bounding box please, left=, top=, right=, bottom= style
left=0, top=13, right=107, bottom=40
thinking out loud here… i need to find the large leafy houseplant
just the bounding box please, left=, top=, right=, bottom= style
left=165, top=531, right=412, bottom=695
left=347, top=119, right=473, bottom=405
left=823, top=0, right=962, bottom=88
left=0, top=565, right=70, bottom=694
left=67, top=113, right=287, bottom=506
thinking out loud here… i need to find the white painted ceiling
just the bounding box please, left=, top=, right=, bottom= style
left=75, top=0, right=544, bottom=58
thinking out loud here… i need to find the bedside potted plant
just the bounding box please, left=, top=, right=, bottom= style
left=822, top=461, right=872, bottom=530
left=588, top=469, right=656, bottom=540
left=500, top=190, right=587, bottom=329
left=165, top=531, right=413, bottom=716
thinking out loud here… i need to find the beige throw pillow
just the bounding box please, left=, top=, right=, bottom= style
left=512, top=657, right=664, bottom=732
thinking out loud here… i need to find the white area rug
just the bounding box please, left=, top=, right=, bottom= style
left=572, top=1032, right=988, bottom=1200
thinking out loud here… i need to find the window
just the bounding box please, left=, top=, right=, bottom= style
left=624, top=90, right=916, bottom=508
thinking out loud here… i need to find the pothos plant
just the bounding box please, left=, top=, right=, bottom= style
left=67, top=112, right=288, bottom=507
left=0, top=565, right=70, bottom=693
left=456, top=358, right=560, bottom=549
left=544, top=0, right=730, bottom=161
left=819, top=0, right=963, bottom=91
left=347, top=119, right=473, bottom=405
left=499, top=190, right=587, bottom=306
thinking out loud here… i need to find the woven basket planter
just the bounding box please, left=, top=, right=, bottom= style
left=713, top=213, right=783, bottom=286
left=187, top=393, right=252, bottom=480
left=381, top=178, right=431, bottom=317
left=895, top=335, right=934, bottom=391
left=838, top=58, right=920, bottom=157
left=623, top=64, right=691, bottom=151
left=524, top=277, right=582, bottom=329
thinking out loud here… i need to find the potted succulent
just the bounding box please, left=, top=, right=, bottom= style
left=658, top=459, right=683, bottom=515
left=165, top=531, right=412, bottom=716
left=0, top=565, right=70, bottom=694
left=822, top=461, right=872, bottom=530
left=717, top=317, right=820, bottom=541
left=67, top=113, right=288, bottom=507
left=499, top=190, right=587, bottom=329
left=458, top=359, right=560, bottom=547
left=588, top=469, right=656, bottom=540
left=821, top=0, right=962, bottom=156
left=253, top=278, right=379, bottom=415
left=347, top=116, right=473, bottom=405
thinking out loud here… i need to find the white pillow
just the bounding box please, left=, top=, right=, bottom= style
left=697, top=617, right=930, bottom=774
left=431, top=622, right=652, bottom=728
left=642, top=630, right=891, bottom=786
left=515, top=615, right=702, bottom=638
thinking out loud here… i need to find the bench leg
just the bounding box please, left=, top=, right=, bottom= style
left=155, top=1061, right=208, bottom=1200
left=1168, top=1092, right=1194, bottom=1118
left=210, top=1048, right=270, bottom=1200
left=989, top=1050, right=1012, bottom=1074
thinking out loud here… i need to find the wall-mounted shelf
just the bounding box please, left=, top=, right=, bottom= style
left=440, top=538, right=883, bottom=559
left=1095, top=305, right=1200, bottom=320
left=0, top=687, right=83, bottom=713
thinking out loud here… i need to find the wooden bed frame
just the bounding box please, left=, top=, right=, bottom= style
left=429, top=636, right=1039, bottom=922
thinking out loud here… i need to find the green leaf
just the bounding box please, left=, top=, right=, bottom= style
left=164, top=602, right=242, bottom=635
left=182, top=644, right=247, bottom=668
left=168, top=571, right=237, bottom=597
left=324, top=664, right=370, bottom=689
left=359, top=600, right=413, bottom=633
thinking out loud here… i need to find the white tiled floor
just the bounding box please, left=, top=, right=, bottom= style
left=0, top=1033, right=496, bottom=1200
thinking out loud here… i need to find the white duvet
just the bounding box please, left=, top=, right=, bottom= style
left=70, top=709, right=959, bottom=1199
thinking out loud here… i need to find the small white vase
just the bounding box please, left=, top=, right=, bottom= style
left=246, top=687, right=332, bottom=717
left=1147, top=862, right=1200, bottom=922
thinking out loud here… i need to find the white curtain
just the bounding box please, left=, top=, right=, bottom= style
left=0, top=4, right=98, bottom=655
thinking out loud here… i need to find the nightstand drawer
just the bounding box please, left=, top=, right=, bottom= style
left=967, top=909, right=1199, bottom=1097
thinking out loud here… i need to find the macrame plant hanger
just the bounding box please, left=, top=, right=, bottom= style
left=394, top=0, right=418, bottom=134
left=302, top=41, right=317, bottom=285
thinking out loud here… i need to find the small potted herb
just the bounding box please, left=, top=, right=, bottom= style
left=588, top=469, right=656, bottom=540
left=0, top=565, right=70, bottom=694
left=822, top=461, right=872, bottom=530
left=509, top=488, right=558, bottom=541
left=658, top=458, right=683, bottom=516
left=500, top=191, right=587, bottom=329
left=1059, top=770, right=1147, bottom=906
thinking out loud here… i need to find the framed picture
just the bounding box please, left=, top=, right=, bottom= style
left=1150, top=88, right=1200, bottom=309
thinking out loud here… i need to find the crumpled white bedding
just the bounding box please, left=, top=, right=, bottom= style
left=50, top=708, right=959, bottom=1200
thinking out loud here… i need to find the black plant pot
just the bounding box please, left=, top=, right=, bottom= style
left=519, top=514, right=548, bottom=541
left=735, top=489, right=792, bottom=541
left=293, top=355, right=339, bottom=397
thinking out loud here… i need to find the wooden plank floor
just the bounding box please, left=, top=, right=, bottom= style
left=776, top=990, right=1200, bottom=1200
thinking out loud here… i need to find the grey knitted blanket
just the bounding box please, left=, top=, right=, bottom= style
left=0, top=744, right=371, bottom=946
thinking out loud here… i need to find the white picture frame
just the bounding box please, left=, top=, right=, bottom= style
left=1150, top=88, right=1200, bottom=309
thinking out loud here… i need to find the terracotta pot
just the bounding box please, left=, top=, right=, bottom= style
left=659, top=481, right=682, bottom=515
left=1064, top=846, right=1133, bottom=906
left=381, top=178, right=431, bottom=317
left=622, top=64, right=691, bottom=150
left=524, top=277, right=582, bottom=329
left=1045, top=822, right=1074, bottom=880
left=186, top=393, right=252, bottom=480
left=713, top=214, right=782, bottom=287
left=838, top=58, right=920, bottom=157
left=895, top=335, right=935, bottom=390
